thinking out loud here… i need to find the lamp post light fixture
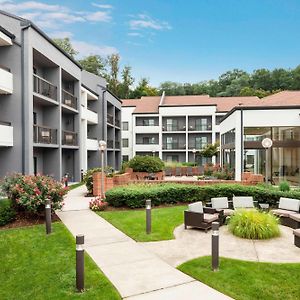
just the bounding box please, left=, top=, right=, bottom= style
left=192, top=148, right=197, bottom=166
left=152, top=150, right=155, bottom=157
left=262, top=138, right=273, bottom=184
left=99, top=140, right=107, bottom=199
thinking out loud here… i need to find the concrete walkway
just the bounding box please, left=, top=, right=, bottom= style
left=57, top=186, right=231, bottom=299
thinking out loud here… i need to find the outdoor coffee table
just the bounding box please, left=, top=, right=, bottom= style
left=259, top=203, right=270, bottom=211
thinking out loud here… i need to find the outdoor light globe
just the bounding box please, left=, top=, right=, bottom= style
left=262, top=138, right=273, bottom=149
left=99, top=140, right=107, bottom=151
left=192, top=148, right=197, bottom=154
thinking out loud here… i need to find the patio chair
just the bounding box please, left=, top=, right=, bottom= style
left=175, top=167, right=181, bottom=176
left=232, top=196, right=257, bottom=210
left=165, top=167, right=172, bottom=176
left=187, top=167, right=193, bottom=176
left=184, top=201, right=222, bottom=232
left=211, top=197, right=234, bottom=217
left=293, top=229, right=300, bottom=248
left=271, top=197, right=300, bottom=228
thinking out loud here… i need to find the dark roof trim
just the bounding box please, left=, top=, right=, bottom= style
left=133, top=112, right=159, bottom=115
left=81, top=84, right=99, bottom=97
left=159, top=104, right=217, bottom=108
left=106, top=89, right=122, bottom=103
left=122, top=105, right=137, bottom=108
left=0, top=25, right=15, bottom=39
left=0, top=10, right=82, bottom=69
left=221, top=105, right=300, bottom=122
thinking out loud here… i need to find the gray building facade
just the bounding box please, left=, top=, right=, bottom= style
left=0, top=11, right=121, bottom=181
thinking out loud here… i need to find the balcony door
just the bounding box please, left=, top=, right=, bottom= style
left=167, top=119, right=177, bottom=131
left=195, top=136, right=207, bottom=149
left=195, top=118, right=207, bottom=131
left=166, top=136, right=177, bottom=149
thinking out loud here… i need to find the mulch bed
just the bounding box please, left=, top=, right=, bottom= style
left=0, top=212, right=60, bottom=230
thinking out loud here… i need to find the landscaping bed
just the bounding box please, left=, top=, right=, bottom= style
left=105, top=183, right=300, bottom=208
left=0, top=223, right=120, bottom=299
left=178, top=256, right=300, bottom=300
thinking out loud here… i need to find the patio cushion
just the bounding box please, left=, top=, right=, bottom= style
left=271, top=209, right=297, bottom=218
left=279, top=198, right=300, bottom=212
left=223, top=208, right=235, bottom=216
left=203, top=213, right=219, bottom=223
left=233, top=196, right=254, bottom=209
left=188, top=202, right=203, bottom=213
left=211, top=197, right=229, bottom=209
left=290, top=213, right=300, bottom=222
left=293, top=229, right=300, bottom=238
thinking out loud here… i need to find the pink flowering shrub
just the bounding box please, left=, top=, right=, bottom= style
left=1, top=173, right=68, bottom=215
left=89, top=197, right=108, bottom=211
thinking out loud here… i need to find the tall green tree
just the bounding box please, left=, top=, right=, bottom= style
left=79, top=55, right=106, bottom=77
left=53, top=37, right=78, bottom=58
left=106, top=54, right=120, bottom=95
left=119, top=66, right=134, bottom=99
left=130, top=78, right=158, bottom=98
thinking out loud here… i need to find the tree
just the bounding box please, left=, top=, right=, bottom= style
left=251, top=68, right=273, bottom=91
left=119, top=66, right=134, bottom=99
left=130, top=78, right=158, bottom=98
left=79, top=55, right=106, bottom=77
left=106, top=54, right=120, bottom=95
left=199, top=143, right=219, bottom=158
left=53, top=37, right=78, bottom=58
left=239, top=87, right=272, bottom=98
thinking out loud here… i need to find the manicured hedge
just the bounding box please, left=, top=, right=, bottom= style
left=105, top=183, right=300, bottom=208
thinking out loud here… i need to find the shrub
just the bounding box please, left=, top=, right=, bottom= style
left=203, top=163, right=234, bottom=179
left=1, top=174, right=67, bottom=215
left=105, top=183, right=300, bottom=208
left=128, top=155, right=164, bottom=173
left=228, top=210, right=280, bottom=239
left=0, top=199, right=16, bottom=226
left=83, top=167, right=114, bottom=194
left=279, top=181, right=290, bottom=192
left=89, top=197, right=108, bottom=211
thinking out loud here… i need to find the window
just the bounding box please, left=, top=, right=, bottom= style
left=143, top=137, right=156, bottom=144
left=166, top=155, right=179, bottom=162
left=142, top=119, right=155, bottom=126
left=122, top=155, right=129, bottom=162
left=122, top=122, right=129, bottom=131
left=167, top=119, right=177, bottom=131
left=122, top=138, right=129, bottom=147
left=195, top=137, right=208, bottom=149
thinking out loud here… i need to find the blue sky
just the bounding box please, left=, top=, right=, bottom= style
left=2, top=0, right=300, bottom=86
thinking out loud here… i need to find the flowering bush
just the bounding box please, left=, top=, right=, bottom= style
left=1, top=173, right=68, bottom=215
left=203, top=163, right=234, bottom=180
left=89, top=197, right=108, bottom=211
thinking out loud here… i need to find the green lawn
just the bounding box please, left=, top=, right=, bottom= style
left=98, top=205, right=187, bottom=242
left=0, top=223, right=120, bottom=300
left=178, top=256, right=300, bottom=300
left=69, top=182, right=84, bottom=190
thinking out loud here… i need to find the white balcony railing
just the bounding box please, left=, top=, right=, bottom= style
left=81, top=105, right=98, bottom=124
left=0, top=122, right=13, bottom=146
left=86, top=138, right=98, bottom=151
left=0, top=67, right=13, bottom=94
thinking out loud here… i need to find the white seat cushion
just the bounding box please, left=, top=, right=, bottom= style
left=223, top=208, right=235, bottom=216
left=271, top=209, right=297, bottom=218
left=293, top=229, right=300, bottom=237
left=188, top=202, right=203, bottom=213
left=211, top=197, right=229, bottom=209
left=203, top=213, right=219, bottom=223
left=279, top=197, right=300, bottom=212
left=289, top=213, right=300, bottom=222
left=233, top=196, right=254, bottom=209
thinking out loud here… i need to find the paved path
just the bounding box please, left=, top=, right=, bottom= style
left=142, top=223, right=300, bottom=267
left=57, top=186, right=231, bottom=299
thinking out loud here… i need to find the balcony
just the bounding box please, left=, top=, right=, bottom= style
left=115, top=141, right=120, bottom=149
left=188, top=124, right=212, bottom=131
left=162, top=143, right=186, bottom=150
left=0, top=121, right=13, bottom=147
left=81, top=105, right=98, bottom=124
left=188, top=143, right=207, bottom=150
left=62, top=89, right=77, bottom=110
left=0, top=65, right=13, bottom=94
left=107, top=140, right=114, bottom=149
left=62, top=130, right=78, bottom=146
left=162, top=125, right=186, bottom=132
left=33, top=74, right=57, bottom=101
left=115, top=118, right=121, bottom=128
left=107, top=113, right=114, bottom=126
left=86, top=138, right=98, bottom=151
left=33, top=125, right=57, bottom=145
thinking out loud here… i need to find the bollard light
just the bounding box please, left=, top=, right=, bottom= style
left=76, top=234, right=85, bottom=292
left=80, top=169, right=84, bottom=182
left=64, top=173, right=69, bottom=188
left=146, top=199, right=151, bottom=234
left=211, top=222, right=219, bottom=272
left=45, top=199, right=52, bottom=235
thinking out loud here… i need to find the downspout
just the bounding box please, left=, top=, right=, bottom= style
left=240, top=106, right=244, bottom=178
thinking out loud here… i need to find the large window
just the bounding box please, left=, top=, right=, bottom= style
left=122, top=122, right=128, bottom=131
left=122, top=138, right=129, bottom=147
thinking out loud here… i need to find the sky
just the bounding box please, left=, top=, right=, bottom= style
left=1, top=0, right=300, bottom=86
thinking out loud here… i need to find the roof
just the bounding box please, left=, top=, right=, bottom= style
left=162, top=95, right=210, bottom=106
left=0, top=10, right=82, bottom=69
left=134, top=96, right=161, bottom=113
left=259, top=91, right=300, bottom=106
left=0, top=25, right=15, bottom=39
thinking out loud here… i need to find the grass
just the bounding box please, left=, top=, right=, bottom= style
left=228, top=209, right=280, bottom=239
left=178, top=256, right=300, bottom=300
left=69, top=182, right=84, bottom=190
left=0, top=223, right=120, bottom=300
left=98, top=205, right=187, bottom=242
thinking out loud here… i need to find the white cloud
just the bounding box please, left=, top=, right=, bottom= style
left=129, top=14, right=172, bottom=31
left=85, top=11, right=111, bottom=22
left=0, top=1, right=64, bottom=13
left=91, top=3, right=113, bottom=9
left=128, top=32, right=143, bottom=37
left=73, top=40, right=118, bottom=58
left=49, top=31, right=74, bottom=39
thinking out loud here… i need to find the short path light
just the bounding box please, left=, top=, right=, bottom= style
left=146, top=199, right=151, bottom=234
left=192, top=148, right=197, bottom=165
left=76, top=234, right=85, bottom=292
left=45, top=199, right=51, bottom=235
left=211, top=222, right=219, bottom=271
left=262, top=138, right=273, bottom=184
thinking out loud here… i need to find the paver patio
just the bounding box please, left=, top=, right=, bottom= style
left=57, top=186, right=231, bottom=299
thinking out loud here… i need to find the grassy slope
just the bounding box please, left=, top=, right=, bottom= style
left=178, top=256, right=300, bottom=300
left=0, top=223, right=120, bottom=300
left=98, top=205, right=187, bottom=242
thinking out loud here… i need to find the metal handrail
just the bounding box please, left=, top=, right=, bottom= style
left=33, top=74, right=57, bottom=101
left=33, top=124, right=57, bottom=144
left=62, top=130, right=78, bottom=146
left=62, top=89, right=77, bottom=109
